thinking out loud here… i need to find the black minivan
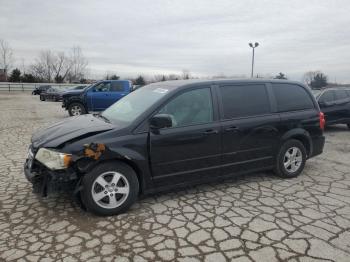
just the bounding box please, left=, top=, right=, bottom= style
left=24, top=79, right=325, bottom=216
left=312, top=88, right=350, bottom=129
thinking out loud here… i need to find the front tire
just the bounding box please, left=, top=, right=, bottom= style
left=274, top=139, right=306, bottom=178
left=81, top=162, right=139, bottom=216
left=68, top=102, right=86, bottom=116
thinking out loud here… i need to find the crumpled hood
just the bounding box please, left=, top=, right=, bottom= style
left=32, top=114, right=114, bottom=149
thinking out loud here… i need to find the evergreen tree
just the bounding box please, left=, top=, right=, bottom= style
left=110, top=74, right=120, bottom=80
left=9, top=68, right=21, bottom=82
left=274, top=72, right=287, bottom=80
left=134, top=75, right=146, bottom=86
left=310, top=73, right=327, bottom=89
left=21, top=73, right=38, bottom=83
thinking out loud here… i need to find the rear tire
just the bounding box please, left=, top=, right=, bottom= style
left=347, top=124, right=350, bottom=129
left=68, top=102, right=86, bottom=116
left=40, top=95, right=45, bottom=101
left=274, top=139, right=306, bottom=178
left=81, top=162, right=139, bottom=216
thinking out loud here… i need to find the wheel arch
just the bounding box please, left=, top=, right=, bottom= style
left=75, top=146, right=148, bottom=195
left=67, top=99, right=87, bottom=111
left=280, top=128, right=313, bottom=157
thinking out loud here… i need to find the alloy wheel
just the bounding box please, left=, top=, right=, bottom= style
left=91, top=171, right=130, bottom=209
left=71, top=105, right=82, bottom=116
left=283, top=147, right=303, bottom=173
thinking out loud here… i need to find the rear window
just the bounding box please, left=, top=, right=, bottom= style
left=272, top=84, right=314, bottom=112
left=220, top=84, right=270, bottom=118
left=335, top=90, right=349, bottom=100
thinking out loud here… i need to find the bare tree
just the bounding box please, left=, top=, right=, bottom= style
left=153, top=74, right=168, bottom=82
left=212, top=73, right=228, bottom=79
left=303, top=71, right=321, bottom=86
left=68, top=46, right=88, bottom=82
left=0, top=39, right=14, bottom=80
left=182, top=69, right=191, bottom=80
left=168, top=74, right=180, bottom=80
left=31, top=47, right=88, bottom=83
left=31, top=50, right=55, bottom=82
left=52, top=52, right=72, bottom=82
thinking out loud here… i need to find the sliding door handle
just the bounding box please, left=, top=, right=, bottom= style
left=225, top=126, right=239, bottom=132
left=203, top=129, right=219, bottom=135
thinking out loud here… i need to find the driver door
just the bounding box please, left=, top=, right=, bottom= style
left=88, top=81, right=112, bottom=111
left=149, top=86, right=222, bottom=187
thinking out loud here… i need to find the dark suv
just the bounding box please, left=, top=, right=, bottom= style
left=24, top=79, right=325, bottom=216
left=312, top=88, right=350, bottom=129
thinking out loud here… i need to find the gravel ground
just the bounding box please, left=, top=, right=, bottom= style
left=0, top=92, right=349, bottom=262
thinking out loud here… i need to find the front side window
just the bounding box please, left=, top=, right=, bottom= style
left=272, top=84, right=314, bottom=112
left=94, top=82, right=111, bottom=92
left=220, top=84, right=270, bottom=118
left=158, top=88, right=213, bottom=128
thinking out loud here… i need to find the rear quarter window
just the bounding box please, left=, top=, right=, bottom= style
left=111, top=82, right=125, bottom=92
left=272, top=84, right=314, bottom=112
left=319, top=91, right=335, bottom=103
left=220, top=84, right=270, bottom=119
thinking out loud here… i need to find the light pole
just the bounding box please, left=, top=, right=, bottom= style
left=249, top=42, right=259, bottom=78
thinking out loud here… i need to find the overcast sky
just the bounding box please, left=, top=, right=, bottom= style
left=1, top=0, right=350, bottom=82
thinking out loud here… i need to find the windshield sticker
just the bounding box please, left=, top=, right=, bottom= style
left=153, top=88, right=168, bottom=94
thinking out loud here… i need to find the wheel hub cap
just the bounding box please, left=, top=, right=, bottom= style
left=283, top=147, right=302, bottom=173
left=91, top=171, right=130, bottom=209
left=71, top=106, right=81, bottom=116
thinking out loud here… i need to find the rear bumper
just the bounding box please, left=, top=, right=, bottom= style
left=310, top=135, right=325, bottom=158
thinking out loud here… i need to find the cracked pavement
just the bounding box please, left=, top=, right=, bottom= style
left=0, top=92, right=350, bottom=261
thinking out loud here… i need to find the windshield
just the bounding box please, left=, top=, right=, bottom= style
left=102, top=86, right=169, bottom=125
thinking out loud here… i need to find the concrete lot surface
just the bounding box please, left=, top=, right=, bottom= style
left=0, top=93, right=349, bottom=261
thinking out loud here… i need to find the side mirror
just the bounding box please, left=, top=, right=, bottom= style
left=149, top=114, right=173, bottom=132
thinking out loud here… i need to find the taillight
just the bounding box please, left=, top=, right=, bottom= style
left=319, top=112, right=325, bottom=130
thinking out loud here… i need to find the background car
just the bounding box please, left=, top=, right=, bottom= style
left=62, top=80, right=132, bottom=116
left=39, top=87, right=65, bottom=101
left=312, top=88, right=350, bottom=129
left=32, top=85, right=51, bottom=95
left=39, top=85, right=87, bottom=102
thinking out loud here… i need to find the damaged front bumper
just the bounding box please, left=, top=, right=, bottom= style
left=24, top=156, right=78, bottom=197
left=24, top=142, right=106, bottom=197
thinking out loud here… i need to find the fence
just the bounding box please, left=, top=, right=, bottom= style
left=0, top=82, right=87, bottom=92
